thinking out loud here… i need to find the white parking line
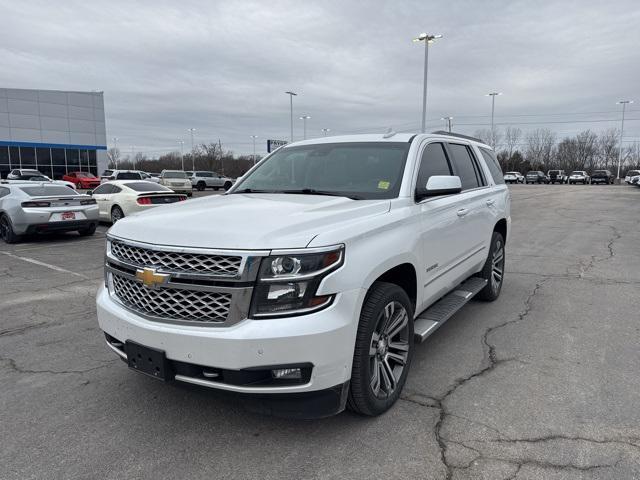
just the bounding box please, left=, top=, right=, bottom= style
left=0, top=251, right=90, bottom=279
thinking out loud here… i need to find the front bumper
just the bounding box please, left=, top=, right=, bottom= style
left=97, top=285, right=364, bottom=396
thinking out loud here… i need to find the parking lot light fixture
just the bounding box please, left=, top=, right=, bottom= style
left=285, top=91, right=297, bottom=142
left=299, top=115, right=311, bottom=140
left=250, top=135, right=258, bottom=165
left=322, top=128, right=330, bottom=137
left=616, top=100, right=633, bottom=180
left=413, top=33, right=442, bottom=133
left=486, top=92, right=502, bottom=147
left=441, top=116, right=453, bottom=132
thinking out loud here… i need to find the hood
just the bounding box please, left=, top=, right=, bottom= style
left=108, top=193, right=391, bottom=249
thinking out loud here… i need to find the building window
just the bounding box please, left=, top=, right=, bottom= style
left=36, top=148, right=52, bottom=176
left=9, top=146, right=19, bottom=167
left=19, top=147, right=36, bottom=168
left=0, top=146, right=9, bottom=179
left=66, top=148, right=80, bottom=170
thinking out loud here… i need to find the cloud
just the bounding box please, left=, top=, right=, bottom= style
left=1, top=0, right=639, bottom=156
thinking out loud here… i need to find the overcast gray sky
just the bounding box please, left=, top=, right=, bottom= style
left=2, top=0, right=639, bottom=156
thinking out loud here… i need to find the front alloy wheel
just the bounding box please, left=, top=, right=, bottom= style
left=476, top=231, right=506, bottom=301
left=348, top=281, right=414, bottom=416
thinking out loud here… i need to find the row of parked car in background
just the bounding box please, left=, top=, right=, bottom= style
left=0, top=168, right=237, bottom=243
left=503, top=169, right=630, bottom=184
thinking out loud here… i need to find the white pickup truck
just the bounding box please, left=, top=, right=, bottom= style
left=97, top=132, right=511, bottom=418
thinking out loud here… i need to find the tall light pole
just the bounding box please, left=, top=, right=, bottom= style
left=486, top=92, right=502, bottom=147
left=616, top=100, right=633, bottom=180
left=177, top=140, right=185, bottom=171
left=322, top=128, right=330, bottom=137
left=299, top=115, right=311, bottom=140
left=285, top=91, right=297, bottom=142
left=441, top=116, right=453, bottom=132
left=413, top=33, right=442, bottom=133
left=112, top=137, right=119, bottom=168
left=188, top=128, right=196, bottom=170
left=250, top=135, right=258, bottom=164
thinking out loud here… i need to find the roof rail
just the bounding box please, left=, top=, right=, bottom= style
left=430, top=130, right=485, bottom=144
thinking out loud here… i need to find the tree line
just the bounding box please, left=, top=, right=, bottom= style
left=473, top=127, right=640, bottom=174
left=107, top=142, right=262, bottom=178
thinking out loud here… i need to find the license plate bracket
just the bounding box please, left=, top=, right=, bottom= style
left=125, top=341, right=170, bottom=381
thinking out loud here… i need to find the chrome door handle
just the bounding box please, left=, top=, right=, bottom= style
left=486, top=199, right=496, bottom=206
left=457, top=208, right=469, bottom=217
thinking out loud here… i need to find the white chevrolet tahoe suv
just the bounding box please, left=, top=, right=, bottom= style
left=97, top=132, right=511, bottom=418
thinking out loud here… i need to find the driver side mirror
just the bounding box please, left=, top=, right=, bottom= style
left=417, top=175, right=462, bottom=200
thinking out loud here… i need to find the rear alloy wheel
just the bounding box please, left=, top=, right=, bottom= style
left=0, top=215, right=21, bottom=244
left=111, top=206, right=124, bottom=223
left=348, top=282, right=414, bottom=416
left=196, top=181, right=206, bottom=191
left=475, top=231, right=505, bottom=301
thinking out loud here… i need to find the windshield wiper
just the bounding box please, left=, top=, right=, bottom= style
left=280, top=188, right=363, bottom=200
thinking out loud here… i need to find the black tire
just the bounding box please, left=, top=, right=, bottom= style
left=196, top=181, right=206, bottom=191
left=0, top=214, right=21, bottom=244
left=223, top=181, right=232, bottom=191
left=187, top=192, right=193, bottom=197
left=78, top=223, right=97, bottom=236
left=475, top=231, right=505, bottom=302
left=347, top=282, right=414, bottom=416
left=111, top=206, right=124, bottom=223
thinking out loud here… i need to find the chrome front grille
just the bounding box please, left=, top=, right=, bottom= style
left=112, top=273, right=232, bottom=323
left=110, top=240, right=242, bottom=276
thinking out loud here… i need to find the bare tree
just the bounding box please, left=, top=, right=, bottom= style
left=596, top=128, right=618, bottom=171
left=574, top=130, right=598, bottom=172
left=524, top=128, right=556, bottom=169
left=473, top=128, right=502, bottom=149
left=503, top=126, right=522, bottom=170
left=107, top=147, right=121, bottom=169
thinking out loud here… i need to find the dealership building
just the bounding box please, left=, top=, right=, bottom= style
left=0, top=88, right=107, bottom=180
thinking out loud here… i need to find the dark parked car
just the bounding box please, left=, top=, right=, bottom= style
left=591, top=170, right=615, bottom=184
left=525, top=171, right=549, bottom=184
left=548, top=170, right=568, bottom=184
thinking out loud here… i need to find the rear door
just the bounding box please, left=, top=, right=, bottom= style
left=91, top=184, right=114, bottom=219
left=443, top=142, right=493, bottom=280
left=415, top=142, right=469, bottom=308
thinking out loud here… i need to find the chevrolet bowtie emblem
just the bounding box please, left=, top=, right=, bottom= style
left=135, top=267, right=169, bottom=288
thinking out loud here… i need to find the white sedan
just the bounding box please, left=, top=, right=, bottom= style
left=503, top=171, right=524, bottom=183
left=90, top=180, right=187, bottom=223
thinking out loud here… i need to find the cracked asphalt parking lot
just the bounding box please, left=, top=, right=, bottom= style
left=1, top=185, right=640, bottom=480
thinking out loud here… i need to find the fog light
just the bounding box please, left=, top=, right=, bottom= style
left=271, top=368, right=302, bottom=380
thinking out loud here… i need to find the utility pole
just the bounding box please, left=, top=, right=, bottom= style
left=188, top=128, right=196, bottom=170
left=285, top=91, right=297, bottom=142
left=441, top=117, right=453, bottom=132
left=486, top=92, right=502, bottom=148
left=250, top=135, right=258, bottom=165
left=177, top=140, right=184, bottom=171
left=112, top=137, right=119, bottom=168
left=413, top=33, right=442, bottom=133
left=616, top=100, right=633, bottom=180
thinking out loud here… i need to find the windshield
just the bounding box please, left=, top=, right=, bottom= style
left=163, top=171, right=187, bottom=178
left=77, top=172, right=96, bottom=178
left=19, top=185, right=78, bottom=196
left=126, top=182, right=171, bottom=192
left=527, top=171, right=539, bottom=175
left=505, top=172, right=519, bottom=175
left=234, top=142, right=410, bottom=200
left=571, top=171, right=584, bottom=175
left=627, top=171, right=640, bottom=176
left=102, top=170, right=113, bottom=176
left=593, top=170, right=607, bottom=175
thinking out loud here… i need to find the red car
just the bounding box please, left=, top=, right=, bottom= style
left=63, top=171, right=101, bottom=189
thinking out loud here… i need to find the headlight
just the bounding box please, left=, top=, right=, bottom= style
left=250, top=246, right=344, bottom=318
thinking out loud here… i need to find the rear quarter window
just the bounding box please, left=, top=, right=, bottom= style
left=479, top=148, right=505, bottom=185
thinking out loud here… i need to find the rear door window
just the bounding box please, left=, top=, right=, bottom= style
left=447, top=143, right=481, bottom=190
left=416, top=143, right=452, bottom=192
left=479, top=148, right=505, bottom=185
